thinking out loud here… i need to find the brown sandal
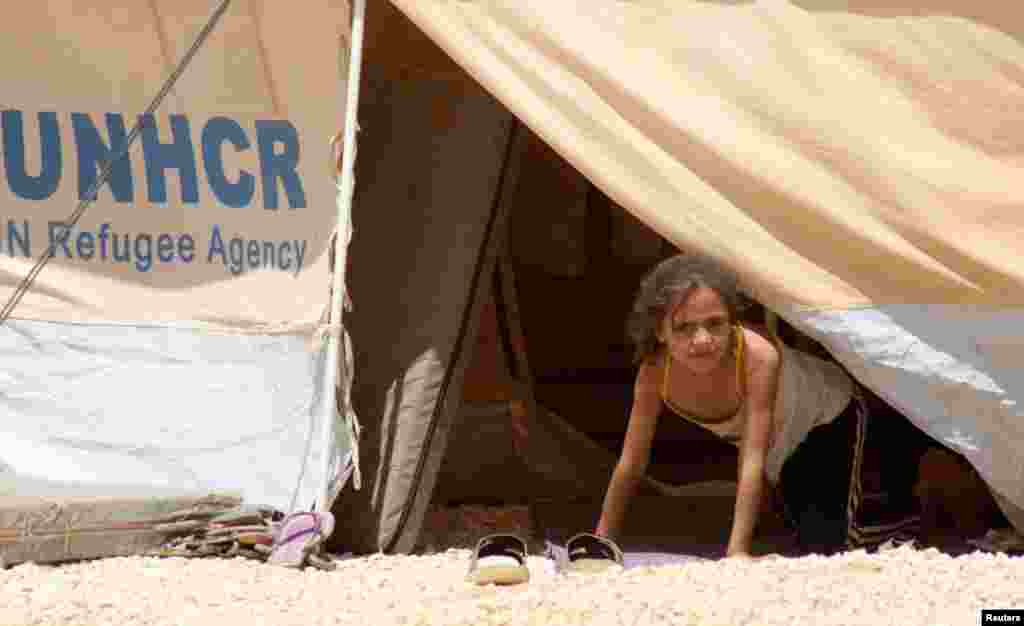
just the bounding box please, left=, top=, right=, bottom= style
left=565, top=533, right=624, bottom=574
left=466, top=534, right=530, bottom=585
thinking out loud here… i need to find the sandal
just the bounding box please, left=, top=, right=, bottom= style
left=267, top=512, right=336, bottom=569
left=466, top=534, right=531, bottom=586
left=565, top=533, right=624, bottom=574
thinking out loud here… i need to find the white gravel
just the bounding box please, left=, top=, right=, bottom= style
left=1, top=545, right=1021, bottom=626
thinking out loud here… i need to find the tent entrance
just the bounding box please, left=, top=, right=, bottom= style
left=328, top=3, right=1009, bottom=555
left=437, top=137, right=1006, bottom=553
left=440, top=129, right=754, bottom=506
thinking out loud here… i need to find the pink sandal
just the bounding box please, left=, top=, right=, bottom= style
left=267, top=512, right=336, bottom=569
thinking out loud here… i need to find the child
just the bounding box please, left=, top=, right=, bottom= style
left=596, top=254, right=924, bottom=557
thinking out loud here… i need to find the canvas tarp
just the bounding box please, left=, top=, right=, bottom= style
left=328, top=53, right=519, bottom=553
left=375, top=0, right=1024, bottom=536
left=0, top=1, right=353, bottom=517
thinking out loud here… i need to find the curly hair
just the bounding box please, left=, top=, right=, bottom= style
left=626, top=254, right=743, bottom=364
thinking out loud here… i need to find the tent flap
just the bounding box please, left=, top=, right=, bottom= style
left=329, top=69, right=515, bottom=553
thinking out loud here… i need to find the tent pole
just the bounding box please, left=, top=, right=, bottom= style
left=317, top=0, right=367, bottom=513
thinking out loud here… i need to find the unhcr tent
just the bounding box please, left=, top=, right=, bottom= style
left=329, top=0, right=1024, bottom=554
left=1, top=0, right=1022, bottom=562
left=0, top=0, right=360, bottom=563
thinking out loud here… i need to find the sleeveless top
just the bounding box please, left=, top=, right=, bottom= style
left=660, top=324, right=855, bottom=484
left=660, top=325, right=747, bottom=445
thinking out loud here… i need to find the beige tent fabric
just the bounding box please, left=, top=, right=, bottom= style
left=0, top=0, right=351, bottom=330
left=383, top=0, right=1024, bottom=537
left=389, top=0, right=1024, bottom=312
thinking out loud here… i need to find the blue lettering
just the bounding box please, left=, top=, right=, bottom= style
left=72, top=113, right=133, bottom=203
left=2, top=110, right=62, bottom=200
left=202, top=117, right=255, bottom=208
left=294, top=239, right=306, bottom=273
left=179, top=234, right=195, bottom=262
left=279, top=241, right=292, bottom=271
left=140, top=114, right=199, bottom=204
left=228, top=237, right=244, bottom=275
left=76, top=232, right=95, bottom=260
left=112, top=233, right=131, bottom=262
left=97, top=223, right=112, bottom=260
left=208, top=224, right=226, bottom=265
left=256, top=120, right=306, bottom=210
left=1, top=111, right=312, bottom=212
left=261, top=240, right=276, bottom=269
left=157, top=234, right=175, bottom=262
left=246, top=240, right=261, bottom=267
left=133, top=234, right=153, bottom=272
left=47, top=221, right=73, bottom=258
left=7, top=220, right=30, bottom=257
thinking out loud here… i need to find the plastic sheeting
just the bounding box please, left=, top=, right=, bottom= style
left=790, top=305, right=1024, bottom=531
left=0, top=320, right=343, bottom=513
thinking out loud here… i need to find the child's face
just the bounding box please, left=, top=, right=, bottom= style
left=658, top=285, right=732, bottom=374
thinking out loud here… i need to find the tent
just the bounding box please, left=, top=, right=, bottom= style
left=328, top=0, right=1024, bottom=554
left=0, top=0, right=358, bottom=564
left=0, top=0, right=1021, bottom=562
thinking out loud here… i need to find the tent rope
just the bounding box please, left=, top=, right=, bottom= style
left=315, top=0, right=368, bottom=513
left=0, top=0, right=233, bottom=326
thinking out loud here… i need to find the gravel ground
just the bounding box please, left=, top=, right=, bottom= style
left=1, top=545, right=1021, bottom=626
